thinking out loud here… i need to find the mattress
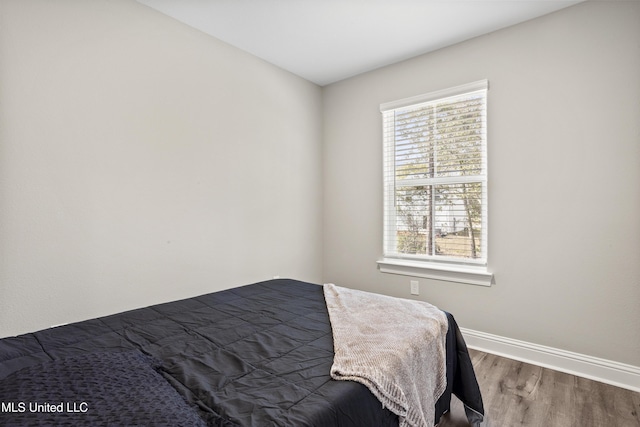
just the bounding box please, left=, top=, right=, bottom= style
left=0, top=279, right=483, bottom=426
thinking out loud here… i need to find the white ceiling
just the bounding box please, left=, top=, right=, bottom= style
left=136, top=0, right=583, bottom=86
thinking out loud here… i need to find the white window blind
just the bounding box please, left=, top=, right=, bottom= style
left=381, top=80, right=488, bottom=267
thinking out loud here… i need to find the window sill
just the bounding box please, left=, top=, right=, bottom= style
left=377, top=258, right=493, bottom=287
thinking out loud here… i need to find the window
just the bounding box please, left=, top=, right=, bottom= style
left=378, top=80, right=492, bottom=286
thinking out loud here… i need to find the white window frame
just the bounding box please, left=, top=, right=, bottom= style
left=377, top=80, right=493, bottom=286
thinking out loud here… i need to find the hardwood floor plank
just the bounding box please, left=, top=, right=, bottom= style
left=437, top=349, right=640, bottom=427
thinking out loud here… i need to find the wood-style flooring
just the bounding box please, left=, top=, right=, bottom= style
left=438, top=349, right=640, bottom=427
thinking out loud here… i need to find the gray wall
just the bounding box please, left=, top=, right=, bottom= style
left=323, top=1, right=640, bottom=366
left=0, top=0, right=323, bottom=337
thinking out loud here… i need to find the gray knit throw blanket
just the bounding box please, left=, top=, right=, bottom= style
left=323, top=284, right=448, bottom=427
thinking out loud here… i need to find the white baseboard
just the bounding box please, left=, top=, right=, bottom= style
left=460, top=328, right=640, bottom=393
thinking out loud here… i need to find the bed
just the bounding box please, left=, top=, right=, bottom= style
left=0, top=279, right=483, bottom=426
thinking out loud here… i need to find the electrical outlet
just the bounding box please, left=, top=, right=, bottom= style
left=410, top=280, right=419, bottom=295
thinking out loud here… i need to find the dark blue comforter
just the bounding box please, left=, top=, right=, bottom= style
left=0, top=279, right=483, bottom=426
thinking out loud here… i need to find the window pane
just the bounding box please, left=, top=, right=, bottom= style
left=395, top=107, right=434, bottom=181
left=395, top=186, right=431, bottom=256
left=434, top=183, right=482, bottom=259
left=435, top=94, right=485, bottom=178
left=395, top=183, right=482, bottom=259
